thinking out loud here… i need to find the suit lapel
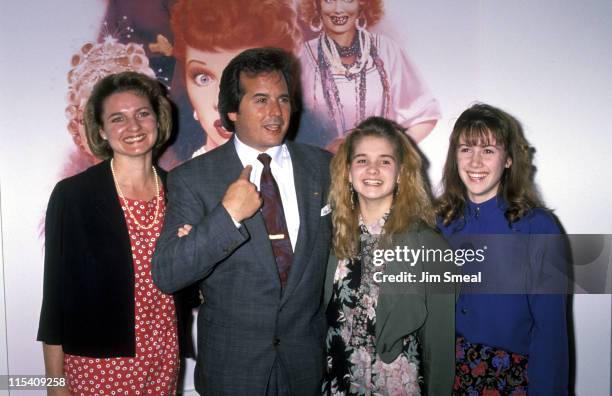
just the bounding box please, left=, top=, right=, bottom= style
left=243, top=213, right=280, bottom=288
left=90, top=161, right=133, bottom=261
left=211, top=140, right=245, bottom=192
left=217, top=140, right=281, bottom=288
left=281, top=143, right=324, bottom=306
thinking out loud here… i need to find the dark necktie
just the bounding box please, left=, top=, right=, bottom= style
left=258, top=153, right=294, bottom=288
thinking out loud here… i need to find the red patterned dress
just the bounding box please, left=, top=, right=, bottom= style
left=64, top=191, right=179, bottom=395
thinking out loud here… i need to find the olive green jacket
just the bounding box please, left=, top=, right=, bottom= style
left=324, top=223, right=457, bottom=396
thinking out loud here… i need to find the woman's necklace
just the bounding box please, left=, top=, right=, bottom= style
left=322, top=29, right=371, bottom=76
left=110, top=158, right=160, bottom=230
left=333, top=34, right=360, bottom=57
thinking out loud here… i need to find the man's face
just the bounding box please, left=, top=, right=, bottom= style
left=228, top=71, right=291, bottom=152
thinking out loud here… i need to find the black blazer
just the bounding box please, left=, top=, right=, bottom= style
left=37, top=160, right=168, bottom=357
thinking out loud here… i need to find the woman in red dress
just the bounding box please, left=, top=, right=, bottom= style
left=38, top=71, right=178, bottom=395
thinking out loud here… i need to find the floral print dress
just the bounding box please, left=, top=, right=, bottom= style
left=64, top=192, right=179, bottom=395
left=323, top=216, right=421, bottom=396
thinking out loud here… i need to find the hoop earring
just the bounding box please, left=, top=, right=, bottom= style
left=355, top=13, right=367, bottom=31
left=310, top=15, right=323, bottom=33
left=349, top=182, right=356, bottom=210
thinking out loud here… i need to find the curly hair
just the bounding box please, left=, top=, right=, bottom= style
left=84, top=71, right=173, bottom=160
left=436, top=103, right=542, bottom=227
left=298, top=0, right=384, bottom=30
left=171, top=0, right=301, bottom=63
left=329, top=116, right=435, bottom=259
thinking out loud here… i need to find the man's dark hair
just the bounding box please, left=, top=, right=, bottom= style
left=218, top=47, right=297, bottom=132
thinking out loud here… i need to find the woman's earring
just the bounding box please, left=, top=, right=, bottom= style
left=310, top=15, right=323, bottom=33
left=349, top=182, right=356, bottom=210
left=355, top=12, right=367, bottom=30
left=193, top=110, right=199, bottom=121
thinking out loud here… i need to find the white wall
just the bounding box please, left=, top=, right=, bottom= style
left=0, top=1, right=106, bottom=394
left=0, top=184, right=9, bottom=396
left=471, top=3, right=612, bottom=393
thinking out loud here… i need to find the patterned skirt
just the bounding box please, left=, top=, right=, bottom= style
left=453, top=336, right=528, bottom=396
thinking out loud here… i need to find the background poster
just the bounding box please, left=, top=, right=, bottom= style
left=1, top=1, right=611, bottom=394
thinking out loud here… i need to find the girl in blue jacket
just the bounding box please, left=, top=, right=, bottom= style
left=437, top=103, right=568, bottom=395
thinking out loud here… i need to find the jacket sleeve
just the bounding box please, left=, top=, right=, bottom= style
left=417, top=228, right=456, bottom=396
left=524, top=210, right=569, bottom=395
left=525, top=294, right=568, bottom=395
left=151, top=167, right=249, bottom=294
left=37, top=182, right=66, bottom=345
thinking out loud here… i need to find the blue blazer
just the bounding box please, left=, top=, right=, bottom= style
left=438, top=196, right=568, bottom=395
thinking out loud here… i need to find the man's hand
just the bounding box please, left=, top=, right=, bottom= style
left=177, top=224, right=193, bottom=238
left=221, top=165, right=262, bottom=223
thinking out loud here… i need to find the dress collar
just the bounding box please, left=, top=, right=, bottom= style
left=359, top=212, right=389, bottom=236
left=466, top=195, right=508, bottom=218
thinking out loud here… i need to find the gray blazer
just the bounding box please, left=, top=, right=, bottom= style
left=324, top=223, right=457, bottom=396
left=152, top=139, right=332, bottom=395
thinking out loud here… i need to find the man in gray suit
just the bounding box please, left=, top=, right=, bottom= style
left=152, top=47, right=332, bottom=395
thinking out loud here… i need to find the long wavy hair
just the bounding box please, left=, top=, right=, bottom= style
left=329, top=117, right=435, bottom=259
left=437, top=103, right=542, bottom=227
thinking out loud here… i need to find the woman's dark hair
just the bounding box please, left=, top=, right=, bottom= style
left=437, top=103, right=541, bottom=226
left=218, top=47, right=298, bottom=132
left=84, top=71, right=172, bottom=160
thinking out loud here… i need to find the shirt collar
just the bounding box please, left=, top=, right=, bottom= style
left=233, top=135, right=285, bottom=167
left=466, top=195, right=508, bottom=217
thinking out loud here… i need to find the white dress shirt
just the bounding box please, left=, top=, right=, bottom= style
left=233, top=136, right=300, bottom=251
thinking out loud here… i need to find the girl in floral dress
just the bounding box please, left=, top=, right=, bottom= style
left=323, top=117, right=455, bottom=395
